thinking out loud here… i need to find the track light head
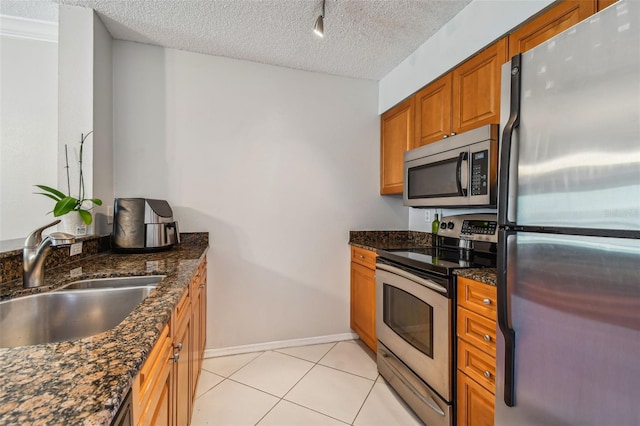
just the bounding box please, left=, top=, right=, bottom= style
left=314, top=14, right=324, bottom=37
left=313, top=0, right=325, bottom=38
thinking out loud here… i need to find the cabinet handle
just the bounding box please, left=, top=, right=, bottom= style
left=484, top=371, right=491, bottom=379
left=175, top=342, right=183, bottom=351
left=483, top=298, right=492, bottom=305
left=172, top=353, right=180, bottom=363
left=443, top=134, right=449, bottom=139
left=484, top=334, right=491, bottom=342
left=199, top=283, right=205, bottom=288
left=359, top=255, right=364, bottom=259
left=451, top=132, right=456, bottom=136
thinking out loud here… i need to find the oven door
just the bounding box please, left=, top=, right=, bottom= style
left=375, top=262, right=452, bottom=402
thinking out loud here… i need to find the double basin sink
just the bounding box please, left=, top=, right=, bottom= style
left=0, top=275, right=165, bottom=348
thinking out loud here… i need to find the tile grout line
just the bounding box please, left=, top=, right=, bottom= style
left=276, top=341, right=378, bottom=425
left=195, top=340, right=385, bottom=425
left=255, top=342, right=339, bottom=425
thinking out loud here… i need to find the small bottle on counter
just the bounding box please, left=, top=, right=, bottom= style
left=432, top=213, right=440, bottom=247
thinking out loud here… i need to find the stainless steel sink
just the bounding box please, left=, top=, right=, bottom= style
left=0, top=277, right=163, bottom=348
left=58, top=275, right=165, bottom=290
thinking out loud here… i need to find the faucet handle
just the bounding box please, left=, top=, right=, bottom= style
left=24, top=220, right=61, bottom=249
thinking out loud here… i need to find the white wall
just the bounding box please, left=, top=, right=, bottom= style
left=92, top=13, right=113, bottom=235
left=378, top=0, right=554, bottom=113
left=0, top=16, right=58, bottom=240
left=58, top=5, right=94, bottom=205
left=113, top=41, right=408, bottom=350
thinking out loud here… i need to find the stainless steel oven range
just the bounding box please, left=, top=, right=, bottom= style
left=376, top=214, right=497, bottom=426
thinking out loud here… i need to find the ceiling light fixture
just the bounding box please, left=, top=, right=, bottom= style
left=314, top=0, right=325, bottom=38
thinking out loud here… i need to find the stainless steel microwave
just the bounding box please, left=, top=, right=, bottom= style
left=404, top=124, right=498, bottom=207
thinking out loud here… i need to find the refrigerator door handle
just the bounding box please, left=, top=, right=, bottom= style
left=498, top=54, right=521, bottom=227
left=456, top=151, right=468, bottom=196
left=498, top=230, right=516, bottom=407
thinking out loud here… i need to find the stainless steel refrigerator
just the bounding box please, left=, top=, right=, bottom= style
left=496, top=1, right=640, bottom=425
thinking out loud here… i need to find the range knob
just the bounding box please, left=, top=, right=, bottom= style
left=440, top=222, right=447, bottom=230
left=447, top=222, right=455, bottom=230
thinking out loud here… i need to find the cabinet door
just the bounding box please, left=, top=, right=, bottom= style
left=174, top=301, right=192, bottom=426
left=457, top=372, right=495, bottom=426
left=145, top=369, right=172, bottom=426
left=414, top=73, right=453, bottom=146
left=190, top=284, right=201, bottom=402
left=350, top=262, right=376, bottom=351
left=597, top=0, right=617, bottom=11
left=199, top=264, right=207, bottom=359
left=508, top=1, right=596, bottom=58
left=452, top=38, right=507, bottom=135
left=380, top=97, right=414, bottom=195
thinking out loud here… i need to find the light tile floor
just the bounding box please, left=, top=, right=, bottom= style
left=191, top=340, right=424, bottom=425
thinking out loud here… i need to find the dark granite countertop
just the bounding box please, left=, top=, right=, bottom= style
left=0, top=233, right=208, bottom=425
left=455, top=268, right=497, bottom=286
left=349, top=230, right=431, bottom=251
left=349, top=230, right=497, bottom=286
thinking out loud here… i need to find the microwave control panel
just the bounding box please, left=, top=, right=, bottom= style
left=470, top=150, right=489, bottom=196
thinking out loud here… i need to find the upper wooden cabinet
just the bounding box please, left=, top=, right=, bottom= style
left=380, top=0, right=599, bottom=195
left=414, top=74, right=453, bottom=147
left=508, top=0, right=596, bottom=58
left=380, top=97, right=414, bottom=194
left=452, top=38, right=507, bottom=135
left=597, top=0, right=618, bottom=11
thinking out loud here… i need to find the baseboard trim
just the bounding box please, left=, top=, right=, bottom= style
left=204, top=332, right=360, bottom=358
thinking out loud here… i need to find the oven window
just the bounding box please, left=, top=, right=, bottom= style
left=408, top=157, right=460, bottom=198
left=383, top=284, right=434, bottom=358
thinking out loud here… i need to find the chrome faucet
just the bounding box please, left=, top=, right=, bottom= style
left=23, top=220, right=75, bottom=288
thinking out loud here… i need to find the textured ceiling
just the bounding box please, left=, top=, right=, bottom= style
left=55, top=0, right=471, bottom=80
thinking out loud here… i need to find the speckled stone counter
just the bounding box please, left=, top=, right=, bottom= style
left=349, top=230, right=431, bottom=250
left=455, top=268, right=497, bottom=286
left=350, top=231, right=497, bottom=286
left=0, top=233, right=208, bottom=426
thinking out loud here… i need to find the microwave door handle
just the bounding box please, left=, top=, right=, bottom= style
left=456, top=152, right=468, bottom=196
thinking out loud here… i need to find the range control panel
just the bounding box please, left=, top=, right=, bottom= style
left=437, top=213, right=498, bottom=243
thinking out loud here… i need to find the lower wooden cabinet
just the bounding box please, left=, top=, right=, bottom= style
left=457, top=372, right=495, bottom=426
left=173, top=289, right=192, bottom=426
left=190, top=258, right=207, bottom=403
left=132, top=323, right=173, bottom=426
left=133, top=257, right=207, bottom=426
left=456, top=277, right=497, bottom=426
left=350, top=246, right=377, bottom=352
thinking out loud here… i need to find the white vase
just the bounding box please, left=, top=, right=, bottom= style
left=59, top=211, right=88, bottom=236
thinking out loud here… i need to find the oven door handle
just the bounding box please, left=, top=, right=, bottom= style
left=376, top=263, right=447, bottom=294
left=380, top=350, right=446, bottom=416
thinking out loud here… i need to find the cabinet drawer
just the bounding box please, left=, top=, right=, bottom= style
left=457, top=339, right=496, bottom=394
left=458, top=277, right=497, bottom=319
left=351, top=246, right=377, bottom=269
left=175, top=288, right=190, bottom=324
left=457, top=307, right=496, bottom=357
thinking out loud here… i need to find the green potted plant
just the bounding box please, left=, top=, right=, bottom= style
left=35, top=131, right=102, bottom=231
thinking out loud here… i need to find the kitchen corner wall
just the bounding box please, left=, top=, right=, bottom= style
left=58, top=5, right=113, bottom=235
left=112, top=41, right=408, bottom=350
